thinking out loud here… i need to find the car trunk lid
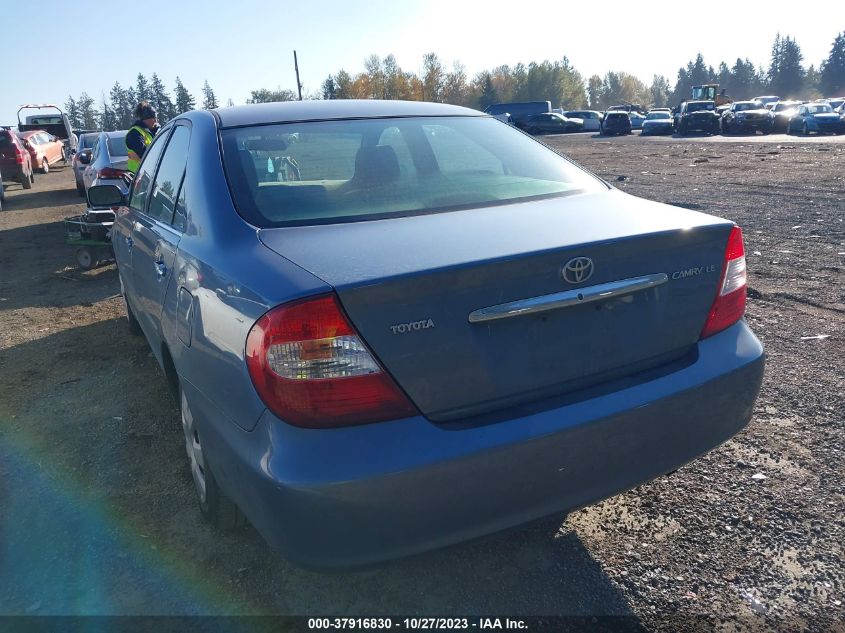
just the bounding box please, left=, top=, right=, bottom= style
left=259, top=190, right=734, bottom=421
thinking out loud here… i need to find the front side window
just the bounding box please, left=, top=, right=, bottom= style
left=129, top=128, right=170, bottom=214
left=221, top=116, right=604, bottom=227
left=147, top=125, right=191, bottom=224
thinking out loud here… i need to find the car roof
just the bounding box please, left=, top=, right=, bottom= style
left=214, top=99, right=483, bottom=128
left=733, top=101, right=759, bottom=106
left=105, top=130, right=128, bottom=138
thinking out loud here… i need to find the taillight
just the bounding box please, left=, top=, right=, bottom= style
left=98, top=167, right=126, bottom=179
left=245, top=293, right=418, bottom=428
left=14, top=147, right=24, bottom=164
left=700, top=226, right=747, bottom=339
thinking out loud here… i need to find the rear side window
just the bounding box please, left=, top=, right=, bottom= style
left=0, top=132, right=11, bottom=148
left=129, top=129, right=170, bottom=214
left=221, top=116, right=603, bottom=227
left=146, top=125, right=190, bottom=224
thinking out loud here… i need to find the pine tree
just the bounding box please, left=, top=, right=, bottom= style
left=820, top=32, right=845, bottom=96
left=769, top=35, right=805, bottom=98
left=77, top=93, right=100, bottom=130
left=649, top=75, right=671, bottom=108
left=479, top=73, right=499, bottom=109
left=321, top=75, right=337, bottom=100
left=334, top=70, right=353, bottom=99
left=99, top=95, right=117, bottom=131
left=149, top=73, right=175, bottom=122
left=173, top=77, right=196, bottom=115
left=64, top=96, right=81, bottom=129
left=109, top=82, right=134, bottom=129
left=201, top=81, right=218, bottom=109
left=135, top=73, right=150, bottom=102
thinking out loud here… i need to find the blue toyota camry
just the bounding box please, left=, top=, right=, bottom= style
left=90, top=100, right=764, bottom=567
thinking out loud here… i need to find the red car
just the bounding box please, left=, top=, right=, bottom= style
left=0, top=128, right=35, bottom=189
left=17, top=129, right=64, bottom=173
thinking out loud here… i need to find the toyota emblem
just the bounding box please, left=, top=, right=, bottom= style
left=562, top=257, right=594, bottom=284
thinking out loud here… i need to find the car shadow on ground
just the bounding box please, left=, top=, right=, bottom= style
left=0, top=220, right=118, bottom=311
left=0, top=318, right=643, bottom=621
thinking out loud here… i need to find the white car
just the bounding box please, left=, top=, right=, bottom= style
left=562, top=110, right=602, bottom=131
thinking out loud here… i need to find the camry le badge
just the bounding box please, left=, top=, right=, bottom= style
left=562, top=257, right=594, bottom=284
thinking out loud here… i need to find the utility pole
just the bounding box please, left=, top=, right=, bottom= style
left=294, top=50, right=303, bottom=101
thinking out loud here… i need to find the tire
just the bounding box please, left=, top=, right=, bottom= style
left=75, top=247, right=93, bottom=270
left=76, top=181, right=86, bottom=197
left=119, top=275, right=143, bottom=336
left=721, top=121, right=730, bottom=135
left=180, top=386, right=245, bottom=532
left=21, top=170, right=33, bottom=190
left=802, top=122, right=809, bottom=136
left=41, top=158, right=49, bottom=174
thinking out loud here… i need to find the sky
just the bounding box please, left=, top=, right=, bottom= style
left=2, top=0, right=842, bottom=122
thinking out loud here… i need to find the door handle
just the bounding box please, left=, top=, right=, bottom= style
left=155, top=261, right=168, bottom=278
left=125, top=235, right=133, bottom=249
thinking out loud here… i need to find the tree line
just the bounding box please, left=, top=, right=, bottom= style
left=64, top=74, right=222, bottom=131
left=63, top=31, right=845, bottom=131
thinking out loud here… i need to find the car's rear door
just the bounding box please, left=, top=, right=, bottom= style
left=114, top=128, right=170, bottom=315
left=130, top=123, right=191, bottom=348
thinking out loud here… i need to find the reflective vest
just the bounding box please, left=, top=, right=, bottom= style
left=126, top=125, right=153, bottom=173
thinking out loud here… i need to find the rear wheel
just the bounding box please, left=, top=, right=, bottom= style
left=75, top=247, right=93, bottom=270
left=76, top=181, right=85, bottom=197
left=41, top=158, right=49, bottom=174
left=802, top=122, right=809, bottom=136
left=180, top=386, right=245, bottom=531
left=21, top=170, right=33, bottom=190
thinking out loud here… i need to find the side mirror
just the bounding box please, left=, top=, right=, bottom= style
left=78, top=151, right=92, bottom=165
left=87, top=184, right=126, bottom=208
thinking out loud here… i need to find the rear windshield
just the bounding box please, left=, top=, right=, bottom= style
left=734, top=103, right=759, bottom=111
left=807, top=104, right=833, bottom=113
left=221, top=116, right=604, bottom=227
left=107, top=134, right=127, bottom=156
left=646, top=112, right=671, bottom=120
left=79, top=133, right=99, bottom=149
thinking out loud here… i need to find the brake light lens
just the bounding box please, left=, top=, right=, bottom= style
left=700, top=226, right=747, bottom=339
left=98, top=167, right=126, bottom=179
left=245, top=293, right=418, bottom=428
left=14, top=147, right=24, bottom=164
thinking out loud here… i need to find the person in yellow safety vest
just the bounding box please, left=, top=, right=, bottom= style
left=126, top=101, right=160, bottom=174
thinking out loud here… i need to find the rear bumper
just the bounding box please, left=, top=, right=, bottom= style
left=191, top=321, right=764, bottom=567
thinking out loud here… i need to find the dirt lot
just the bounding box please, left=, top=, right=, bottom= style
left=0, top=137, right=843, bottom=630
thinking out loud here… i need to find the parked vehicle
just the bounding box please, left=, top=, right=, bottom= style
left=17, top=104, right=77, bottom=160
left=628, top=112, right=646, bottom=129
left=0, top=128, right=35, bottom=189
left=521, top=112, right=583, bottom=134
left=640, top=111, right=674, bottom=135
left=73, top=132, right=100, bottom=195
left=600, top=111, right=632, bottom=135
left=720, top=101, right=774, bottom=135
left=0, top=171, right=4, bottom=210
left=649, top=108, right=672, bottom=113
left=563, top=110, right=601, bottom=131
left=674, top=101, right=720, bottom=136
left=770, top=100, right=803, bottom=133
left=787, top=103, right=841, bottom=135
left=16, top=130, right=64, bottom=173
left=82, top=131, right=129, bottom=202
left=484, top=101, right=552, bottom=127
left=752, top=96, right=780, bottom=109
left=824, top=97, right=845, bottom=111
left=87, top=100, right=764, bottom=567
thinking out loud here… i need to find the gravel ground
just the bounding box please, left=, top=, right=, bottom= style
left=0, top=137, right=843, bottom=631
